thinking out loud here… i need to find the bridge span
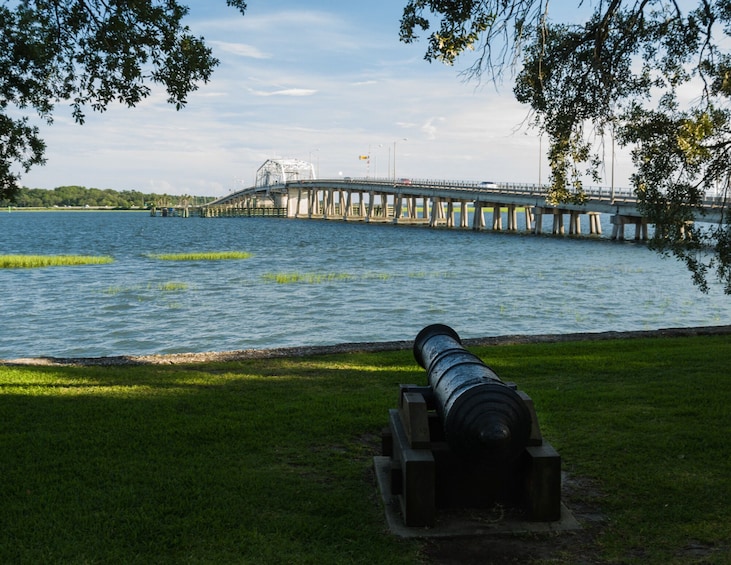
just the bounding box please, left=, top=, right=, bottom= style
left=200, top=160, right=727, bottom=241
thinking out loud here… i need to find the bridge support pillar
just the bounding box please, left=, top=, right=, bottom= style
left=472, top=203, right=486, bottom=230
left=316, top=189, right=322, bottom=217
left=429, top=198, right=446, bottom=227
left=293, top=188, right=301, bottom=218
left=589, top=212, right=602, bottom=235
left=446, top=200, right=455, bottom=228
left=533, top=207, right=568, bottom=235
left=533, top=207, right=543, bottom=234
left=343, top=190, right=352, bottom=220
left=506, top=204, right=518, bottom=231
left=330, top=189, right=338, bottom=218
left=553, top=211, right=565, bottom=235
left=569, top=211, right=582, bottom=235
left=638, top=220, right=649, bottom=240
left=392, top=195, right=402, bottom=223
left=436, top=198, right=446, bottom=224
left=382, top=193, right=390, bottom=219
left=611, top=215, right=648, bottom=241
left=366, top=191, right=375, bottom=222
left=460, top=202, right=469, bottom=228
left=292, top=188, right=309, bottom=218
left=524, top=207, right=534, bottom=231
left=321, top=190, right=329, bottom=219
left=492, top=204, right=503, bottom=231
left=611, top=215, right=625, bottom=240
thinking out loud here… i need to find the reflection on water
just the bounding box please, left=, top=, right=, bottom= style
left=0, top=211, right=729, bottom=358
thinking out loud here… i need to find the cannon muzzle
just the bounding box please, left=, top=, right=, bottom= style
left=413, top=324, right=532, bottom=462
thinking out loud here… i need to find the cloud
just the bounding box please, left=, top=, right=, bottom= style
left=210, top=41, right=270, bottom=59
left=208, top=9, right=344, bottom=34
left=421, top=117, right=445, bottom=140
left=248, top=88, right=318, bottom=97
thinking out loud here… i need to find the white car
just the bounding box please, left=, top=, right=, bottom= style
left=479, top=181, right=498, bottom=188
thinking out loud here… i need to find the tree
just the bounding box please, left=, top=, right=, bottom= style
left=400, top=0, right=731, bottom=294
left=0, top=0, right=247, bottom=202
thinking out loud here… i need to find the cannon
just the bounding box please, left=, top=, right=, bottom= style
left=413, top=323, right=532, bottom=463
left=378, top=324, right=562, bottom=528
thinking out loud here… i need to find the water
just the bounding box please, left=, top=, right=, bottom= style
left=1, top=211, right=729, bottom=359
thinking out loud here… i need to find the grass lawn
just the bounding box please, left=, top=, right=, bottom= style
left=1, top=335, right=729, bottom=564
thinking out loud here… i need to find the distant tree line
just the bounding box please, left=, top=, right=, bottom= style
left=3, top=186, right=216, bottom=209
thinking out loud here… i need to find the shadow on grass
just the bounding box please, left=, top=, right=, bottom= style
left=0, top=352, right=422, bottom=564
left=2, top=331, right=731, bottom=564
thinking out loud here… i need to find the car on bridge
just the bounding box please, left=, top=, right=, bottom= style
left=479, top=180, right=498, bottom=188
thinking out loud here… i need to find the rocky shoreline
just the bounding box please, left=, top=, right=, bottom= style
left=3, top=324, right=730, bottom=367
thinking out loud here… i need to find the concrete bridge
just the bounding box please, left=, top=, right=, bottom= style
left=200, top=159, right=727, bottom=241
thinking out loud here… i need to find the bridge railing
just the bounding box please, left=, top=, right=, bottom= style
left=322, top=177, right=638, bottom=203
left=211, top=176, right=726, bottom=213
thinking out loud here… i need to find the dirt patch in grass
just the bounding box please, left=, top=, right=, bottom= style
left=418, top=474, right=607, bottom=564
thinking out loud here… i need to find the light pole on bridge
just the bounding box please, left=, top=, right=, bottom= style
left=611, top=122, right=616, bottom=203
left=393, top=138, right=407, bottom=180
left=539, top=134, right=542, bottom=187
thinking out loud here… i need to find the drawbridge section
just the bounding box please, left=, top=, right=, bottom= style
left=202, top=159, right=316, bottom=217
left=256, top=158, right=315, bottom=187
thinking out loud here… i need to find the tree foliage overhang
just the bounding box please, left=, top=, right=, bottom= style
left=401, top=0, right=731, bottom=293
left=0, top=0, right=246, bottom=202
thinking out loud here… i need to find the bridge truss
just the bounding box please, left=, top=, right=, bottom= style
left=255, top=159, right=316, bottom=187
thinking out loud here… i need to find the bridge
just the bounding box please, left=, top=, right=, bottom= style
left=199, top=159, right=727, bottom=241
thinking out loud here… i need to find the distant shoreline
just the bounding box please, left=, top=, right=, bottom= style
left=4, top=324, right=730, bottom=367
left=5, top=207, right=148, bottom=212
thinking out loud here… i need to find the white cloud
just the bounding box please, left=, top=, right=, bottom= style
left=248, top=88, right=318, bottom=97
left=421, top=117, right=445, bottom=140
left=210, top=41, right=270, bottom=59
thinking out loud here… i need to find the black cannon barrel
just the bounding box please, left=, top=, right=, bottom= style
left=413, top=324, right=532, bottom=462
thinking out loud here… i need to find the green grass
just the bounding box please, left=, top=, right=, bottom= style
left=1, top=335, right=730, bottom=564
left=0, top=254, right=114, bottom=268
left=156, top=281, right=189, bottom=291
left=485, top=336, right=731, bottom=563
left=261, top=271, right=452, bottom=284
left=102, top=282, right=189, bottom=295
left=147, top=251, right=252, bottom=261
left=262, top=272, right=357, bottom=284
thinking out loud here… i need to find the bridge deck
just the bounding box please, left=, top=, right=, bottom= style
left=198, top=177, right=727, bottom=240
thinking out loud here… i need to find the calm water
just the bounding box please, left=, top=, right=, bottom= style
left=1, top=211, right=729, bottom=359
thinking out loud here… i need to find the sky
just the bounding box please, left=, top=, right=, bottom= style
left=18, top=1, right=632, bottom=197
